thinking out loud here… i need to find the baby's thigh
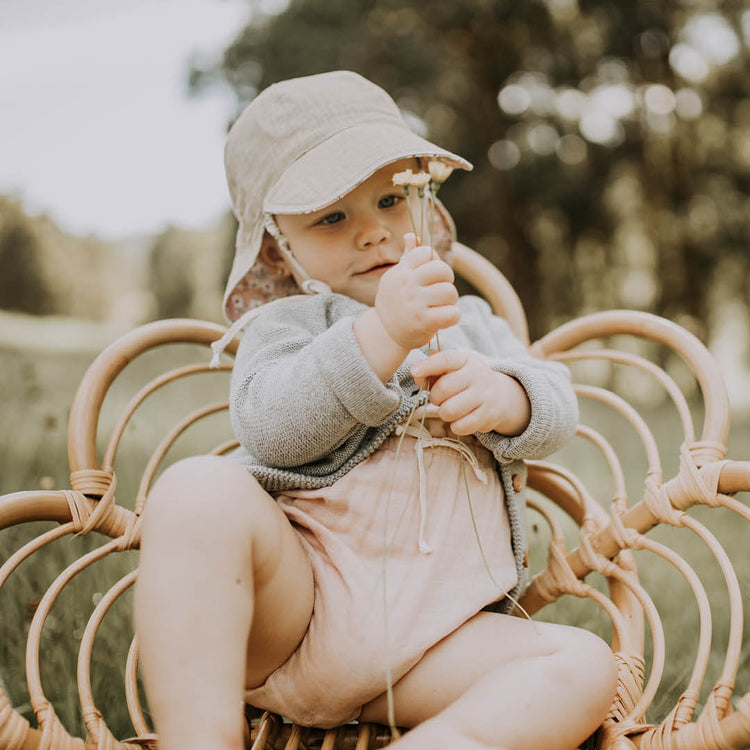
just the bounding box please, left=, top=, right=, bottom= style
left=244, top=493, right=314, bottom=687
left=141, top=455, right=314, bottom=686
left=359, top=611, right=614, bottom=729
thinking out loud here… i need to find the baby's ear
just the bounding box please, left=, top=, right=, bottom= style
left=257, top=231, right=291, bottom=276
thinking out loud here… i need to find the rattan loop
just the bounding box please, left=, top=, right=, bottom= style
left=64, top=476, right=124, bottom=538
left=35, top=702, right=85, bottom=750
left=663, top=444, right=728, bottom=513
left=735, top=694, right=750, bottom=734
left=535, top=539, right=589, bottom=603
left=636, top=442, right=731, bottom=529
left=690, top=692, right=736, bottom=750
left=64, top=490, right=85, bottom=532
left=70, top=468, right=114, bottom=497
left=673, top=689, right=700, bottom=729
left=642, top=476, right=683, bottom=527
left=710, top=682, right=735, bottom=721
left=578, top=528, right=619, bottom=579
left=0, top=691, right=32, bottom=750
left=639, top=685, right=740, bottom=750
left=608, top=507, right=638, bottom=552
left=687, top=439, right=727, bottom=465
left=82, top=708, right=122, bottom=749
left=116, top=514, right=142, bottom=552
left=604, top=653, right=646, bottom=726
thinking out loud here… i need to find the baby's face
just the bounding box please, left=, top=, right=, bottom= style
left=275, top=158, right=417, bottom=306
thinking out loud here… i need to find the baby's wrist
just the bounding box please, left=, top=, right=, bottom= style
left=353, top=309, right=410, bottom=383
left=492, top=373, right=531, bottom=436
left=373, top=299, right=411, bottom=351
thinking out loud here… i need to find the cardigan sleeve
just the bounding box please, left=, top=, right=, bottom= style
left=229, top=298, right=402, bottom=468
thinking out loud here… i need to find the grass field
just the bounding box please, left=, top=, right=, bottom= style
left=1, top=333, right=748, bottom=743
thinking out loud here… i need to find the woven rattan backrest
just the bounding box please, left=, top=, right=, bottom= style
left=522, top=314, right=750, bottom=748
left=1, top=246, right=748, bottom=750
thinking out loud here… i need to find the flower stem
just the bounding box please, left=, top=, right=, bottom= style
left=457, top=438, right=535, bottom=623
left=403, top=187, right=420, bottom=242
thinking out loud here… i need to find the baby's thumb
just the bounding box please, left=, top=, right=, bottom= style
left=402, top=232, right=418, bottom=254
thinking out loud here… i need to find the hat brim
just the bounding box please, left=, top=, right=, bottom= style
left=263, top=122, right=472, bottom=215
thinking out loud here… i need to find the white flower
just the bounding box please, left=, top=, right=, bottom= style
left=408, top=171, right=431, bottom=188
left=428, top=160, right=454, bottom=184
left=392, top=169, right=415, bottom=186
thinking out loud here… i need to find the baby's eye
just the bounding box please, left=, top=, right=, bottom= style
left=318, top=211, right=345, bottom=226
left=378, top=194, right=401, bottom=209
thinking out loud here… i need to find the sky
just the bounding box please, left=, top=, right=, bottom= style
left=0, top=0, right=255, bottom=240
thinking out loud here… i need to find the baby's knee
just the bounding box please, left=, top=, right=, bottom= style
left=151, top=454, right=255, bottom=495
left=575, top=628, right=617, bottom=683
left=143, top=455, right=267, bottom=533
left=557, top=627, right=618, bottom=715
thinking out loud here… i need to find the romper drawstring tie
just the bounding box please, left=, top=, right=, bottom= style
left=394, top=418, right=488, bottom=555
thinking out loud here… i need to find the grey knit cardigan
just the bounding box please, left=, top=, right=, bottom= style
left=228, top=293, right=578, bottom=612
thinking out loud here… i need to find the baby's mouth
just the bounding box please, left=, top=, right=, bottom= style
left=359, top=262, right=396, bottom=275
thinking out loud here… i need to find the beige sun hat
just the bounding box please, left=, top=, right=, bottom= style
left=222, top=70, right=472, bottom=322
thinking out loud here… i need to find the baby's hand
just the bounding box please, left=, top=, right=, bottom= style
left=410, top=350, right=531, bottom=436
left=375, top=233, right=460, bottom=350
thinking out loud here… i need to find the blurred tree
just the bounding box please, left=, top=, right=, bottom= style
left=148, top=216, right=238, bottom=322
left=0, top=197, right=121, bottom=320
left=193, top=0, right=749, bottom=341
left=150, top=227, right=196, bottom=320
left=0, top=197, right=54, bottom=315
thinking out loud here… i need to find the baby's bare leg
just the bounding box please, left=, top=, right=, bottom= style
left=134, top=455, right=314, bottom=750
left=360, top=611, right=617, bottom=750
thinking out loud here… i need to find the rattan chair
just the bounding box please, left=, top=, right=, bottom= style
left=1, top=243, right=748, bottom=749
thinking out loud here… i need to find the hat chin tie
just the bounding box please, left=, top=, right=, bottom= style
left=264, top=214, right=332, bottom=296
left=300, top=277, right=333, bottom=295
left=210, top=215, right=332, bottom=368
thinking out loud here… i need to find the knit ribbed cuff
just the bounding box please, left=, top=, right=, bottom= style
left=476, top=358, right=557, bottom=461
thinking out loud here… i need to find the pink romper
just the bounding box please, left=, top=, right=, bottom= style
left=244, top=416, right=518, bottom=727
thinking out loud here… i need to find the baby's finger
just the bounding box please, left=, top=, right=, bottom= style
left=424, top=305, right=461, bottom=334
left=422, top=282, right=459, bottom=309
left=411, top=349, right=467, bottom=381
left=414, top=258, right=455, bottom=285
left=435, top=388, right=479, bottom=423
left=445, top=406, right=486, bottom=436
left=428, top=367, right=470, bottom=405
left=400, top=239, right=437, bottom=268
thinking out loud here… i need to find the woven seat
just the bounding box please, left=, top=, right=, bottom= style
left=1, top=244, right=748, bottom=749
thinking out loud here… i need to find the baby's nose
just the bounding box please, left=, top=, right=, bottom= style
left=356, top=216, right=389, bottom=248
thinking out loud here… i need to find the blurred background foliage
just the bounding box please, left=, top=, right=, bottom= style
left=193, top=0, right=749, bottom=343
left=1, top=0, right=748, bottom=346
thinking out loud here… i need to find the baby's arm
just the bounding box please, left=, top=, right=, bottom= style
left=353, top=233, right=460, bottom=382
left=231, top=304, right=402, bottom=467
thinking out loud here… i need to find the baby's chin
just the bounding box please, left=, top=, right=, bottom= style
left=349, top=291, right=377, bottom=307
left=338, top=280, right=380, bottom=307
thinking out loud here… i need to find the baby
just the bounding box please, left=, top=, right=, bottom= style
left=135, top=70, right=617, bottom=750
